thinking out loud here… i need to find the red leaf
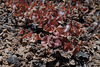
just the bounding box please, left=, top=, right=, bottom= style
left=62, top=37, right=69, bottom=42
left=43, top=24, right=48, bottom=31
left=27, top=31, right=33, bottom=38
left=64, top=43, right=73, bottom=52
left=56, top=26, right=64, bottom=35
left=18, top=29, right=23, bottom=35
left=35, top=34, right=39, bottom=42
left=78, top=40, right=82, bottom=46
left=73, top=47, right=80, bottom=54
left=22, top=34, right=27, bottom=38
left=72, top=38, right=77, bottom=46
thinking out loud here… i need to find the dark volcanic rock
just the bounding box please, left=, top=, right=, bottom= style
left=75, top=51, right=89, bottom=61
left=7, top=56, right=21, bottom=67
left=74, top=51, right=89, bottom=66
left=87, top=27, right=94, bottom=33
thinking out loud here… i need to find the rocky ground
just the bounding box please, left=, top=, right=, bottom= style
left=0, top=0, right=100, bottom=67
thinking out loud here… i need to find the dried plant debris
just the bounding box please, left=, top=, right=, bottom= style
left=0, top=0, right=100, bottom=67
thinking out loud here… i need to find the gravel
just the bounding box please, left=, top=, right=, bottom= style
left=0, top=0, right=100, bottom=67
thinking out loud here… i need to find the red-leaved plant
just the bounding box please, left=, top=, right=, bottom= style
left=5, top=0, right=87, bottom=54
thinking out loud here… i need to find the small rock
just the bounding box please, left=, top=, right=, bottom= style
left=93, top=22, right=98, bottom=26
left=55, top=61, right=60, bottom=67
left=95, top=41, right=100, bottom=45
left=2, top=29, right=7, bottom=32
left=1, top=3, right=5, bottom=8
left=94, top=59, right=100, bottom=64
left=89, top=56, right=93, bottom=61
left=96, top=45, right=100, bottom=52
left=75, top=51, right=89, bottom=61
left=8, top=52, right=13, bottom=55
left=87, top=62, right=94, bottom=67
left=70, top=60, right=75, bottom=65
left=8, top=18, right=12, bottom=23
left=2, top=33, right=8, bottom=38
left=87, top=27, right=94, bottom=33
left=5, top=49, right=9, bottom=53
left=7, top=56, right=21, bottom=67
left=93, top=46, right=98, bottom=51
left=18, top=22, right=24, bottom=26
left=94, top=53, right=100, bottom=60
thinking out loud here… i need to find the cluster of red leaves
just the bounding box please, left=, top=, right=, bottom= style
left=41, top=35, right=62, bottom=48
left=5, top=0, right=87, bottom=54
left=18, top=29, right=40, bottom=42
left=41, top=34, right=81, bottom=54
left=6, top=0, right=30, bottom=16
